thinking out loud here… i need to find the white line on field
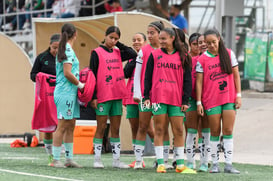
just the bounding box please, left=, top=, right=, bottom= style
left=0, top=168, right=83, bottom=181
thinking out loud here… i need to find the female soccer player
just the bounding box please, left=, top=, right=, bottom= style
left=123, top=32, right=154, bottom=168
left=133, top=21, right=172, bottom=170
left=185, top=32, right=210, bottom=172
left=90, top=26, right=137, bottom=168
left=143, top=27, right=196, bottom=174
left=198, top=34, right=207, bottom=54
left=189, top=33, right=200, bottom=57
left=196, top=29, right=241, bottom=174
left=30, top=33, right=60, bottom=165
left=51, top=23, right=83, bottom=168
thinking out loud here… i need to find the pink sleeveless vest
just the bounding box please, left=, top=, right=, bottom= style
left=95, top=47, right=127, bottom=103
left=31, top=72, right=58, bottom=132
left=191, top=56, right=199, bottom=99
left=140, top=44, right=155, bottom=97
left=123, top=59, right=138, bottom=105
left=198, top=49, right=236, bottom=110
left=78, top=67, right=96, bottom=107
left=151, top=49, right=184, bottom=107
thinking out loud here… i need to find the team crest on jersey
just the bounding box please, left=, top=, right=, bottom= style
left=67, top=109, right=72, bottom=116
left=153, top=103, right=161, bottom=112
left=44, top=61, right=48, bottom=65
left=207, top=109, right=211, bottom=112
left=99, top=105, right=104, bottom=112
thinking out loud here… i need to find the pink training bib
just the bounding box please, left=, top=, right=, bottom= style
left=151, top=49, right=184, bottom=107
left=123, top=59, right=138, bottom=105
left=95, top=47, right=127, bottom=103
left=140, top=44, right=155, bottom=97
left=78, top=67, right=96, bottom=107
left=191, top=56, right=199, bottom=100
left=31, top=72, right=58, bottom=132
left=197, top=49, right=236, bottom=110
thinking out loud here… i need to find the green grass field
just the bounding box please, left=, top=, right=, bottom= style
left=0, top=143, right=272, bottom=181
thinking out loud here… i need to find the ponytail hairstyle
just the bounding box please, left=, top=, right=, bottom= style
left=204, top=29, right=232, bottom=74
left=173, top=28, right=192, bottom=70
left=102, top=26, right=121, bottom=43
left=160, top=28, right=191, bottom=70
left=148, top=21, right=165, bottom=33
left=57, top=23, right=76, bottom=62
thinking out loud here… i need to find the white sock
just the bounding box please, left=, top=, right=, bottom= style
left=93, top=138, right=103, bottom=160
left=135, top=144, right=144, bottom=162
left=94, top=143, right=102, bottom=160
left=44, top=143, right=52, bottom=155
left=201, top=131, right=210, bottom=165
left=173, top=149, right=176, bottom=162
left=155, top=146, right=164, bottom=165
left=110, top=141, right=121, bottom=160
left=186, top=129, right=197, bottom=164
left=163, top=141, right=170, bottom=163
left=175, top=147, right=185, bottom=166
left=223, top=136, right=233, bottom=164
left=210, top=136, right=220, bottom=164
left=163, top=146, right=169, bottom=163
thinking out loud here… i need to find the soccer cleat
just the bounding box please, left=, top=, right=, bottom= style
left=198, top=164, right=209, bottom=172
left=49, top=160, right=66, bottom=168
left=142, top=161, right=146, bottom=168
left=185, top=162, right=194, bottom=169
left=64, top=159, right=82, bottom=168
left=47, top=155, right=53, bottom=166
left=210, top=163, right=221, bottom=173
left=134, top=161, right=143, bottom=169
left=130, top=160, right=146, bottom=168
left=224, top=164, right=240, bottom=174
left=93, top=158, right=104, bottom=168
left=176, top=166, right=197, bottom=174
left=164, top=161, right=174, bottom=169
left=113, top=159, right=130, bottom=169
left=129, top=160, right=136, bottom=168
left=156, top=165, right=166, bottom=173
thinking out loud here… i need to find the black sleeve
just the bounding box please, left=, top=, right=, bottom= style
left=116, top=41, right=137, bottom=61
left=144, top=54, right=154, bottom=100
left=182, top=66, right=192, bottom=105
left=123, top=58, right=136, bottom=78
left=89, top=50, right=99, bottom=99
left=30, top=54, right=42, bottom=82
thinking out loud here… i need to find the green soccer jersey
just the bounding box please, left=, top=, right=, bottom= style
left=54, top=43, right=79, bottom=96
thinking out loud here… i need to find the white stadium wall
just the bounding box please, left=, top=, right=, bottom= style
left=0, top=33, right=34, bottom=135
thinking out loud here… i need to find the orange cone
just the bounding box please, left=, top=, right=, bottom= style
left=30, top=136, right=39, bottom=147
